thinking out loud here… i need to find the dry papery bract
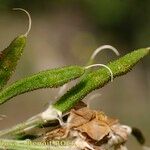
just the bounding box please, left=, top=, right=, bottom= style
left=43, top=102, right=131, bottom=150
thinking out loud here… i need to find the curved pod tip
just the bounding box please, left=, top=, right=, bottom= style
left=90, top=45, right=120, bottom=61
left=13, top=8, right=32, bottom=37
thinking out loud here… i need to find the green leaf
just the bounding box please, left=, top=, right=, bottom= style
left=0, top=35, right=26, bottom=90
left=0, top=66, right=84, bottom=105
left=53, top=48, right=150, bottom=112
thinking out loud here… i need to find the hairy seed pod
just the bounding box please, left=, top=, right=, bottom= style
left=0, top=36, right=26, bottom=90
left=53, top=48, right=150, bottom=113
left=0, top=8, right=31, bottom=90
left=0, top=66, right=84, bottom=105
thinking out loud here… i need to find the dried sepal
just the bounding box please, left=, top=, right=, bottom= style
left=44, top=106, right=131, bottom=150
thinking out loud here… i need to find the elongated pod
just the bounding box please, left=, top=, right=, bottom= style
left=0, top=36, right=26, bottom=90
left=0, top=66, right=84, bottom=105
left=0, top=8, right=31, bottom=90
left=53, top=48, right=150, bottom=112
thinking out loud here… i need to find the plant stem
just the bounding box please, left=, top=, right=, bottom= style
left=0, top=115, right=42, bottom=138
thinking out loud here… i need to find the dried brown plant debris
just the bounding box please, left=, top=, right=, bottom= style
left=44, top=104, right=131, bottom=150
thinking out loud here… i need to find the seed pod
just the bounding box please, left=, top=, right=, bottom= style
left=0, top=8, right=31, bottom=90
left=0, top=36, right=26, bottom=90
left=0, top=66, right=84, bottom=105
left=53, top=48, right=150, bottom=113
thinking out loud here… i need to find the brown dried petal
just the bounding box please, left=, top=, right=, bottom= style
left=44, top=127, right=66, bottom=141
left=43, top=106, right=128, bottom=150
left=75, top=118, right=110, bottom=141
left=95, top=111, right=118, bottom=126
left=68, top=107, right=95, bottom=128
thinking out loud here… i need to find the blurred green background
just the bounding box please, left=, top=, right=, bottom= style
left=0, top=0, right=149, bottom=149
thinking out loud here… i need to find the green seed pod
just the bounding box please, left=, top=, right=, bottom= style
left=0, top=36, right=26, bottom=90
left=0, top=8, right=31, bottom=90
left=0, top=66, right=84, bottom=105
left=53, top=48, right=150, bottom=113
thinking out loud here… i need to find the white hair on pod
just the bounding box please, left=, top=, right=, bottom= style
left=85, top=64, right=114, bottom=82
left=13, top=8, right=32, bottom=37
left=90, top=45, right=120, bottom=61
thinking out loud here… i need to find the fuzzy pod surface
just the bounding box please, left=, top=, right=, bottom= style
left=0, top=8, right=31, bottom=90
left=53, top=48, right=150, bottom=112
left=0, top=35, right=26, bottom=90
left=0, top=66, right=84, bottom=105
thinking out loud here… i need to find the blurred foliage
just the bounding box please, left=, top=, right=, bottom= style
left=0, top=0, right=150, bottom=49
